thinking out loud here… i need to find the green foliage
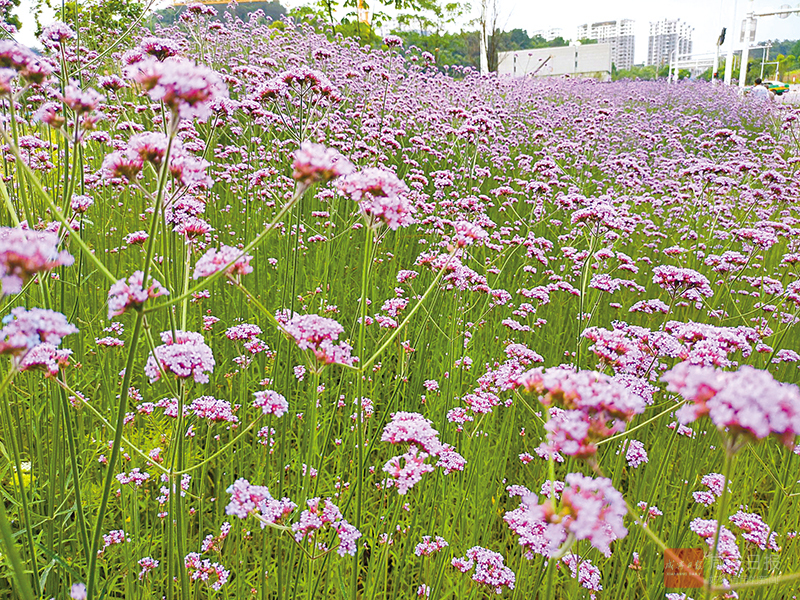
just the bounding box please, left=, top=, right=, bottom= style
left=767, top=38, right=800, bottom=59
left=41, top=0, right=145, bottom=46
left=493, top=29, right=569, bottom=53
left=154, top=1, right=286, bottom=27
left=392, top=29, right=479, bottom=70
left=612, top=65, right=659, bottom=81
left=393, top=0, right=467, bottom=35
left=337, top=18, right=382, bottom=46
left=1, top=0, right=20, bottom=30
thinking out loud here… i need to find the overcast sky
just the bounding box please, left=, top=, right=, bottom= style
left=496, top=0, right=800, bottom=64
left=17, top=0, right=800, bottom=65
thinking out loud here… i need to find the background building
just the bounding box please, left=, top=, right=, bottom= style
left=575, top=20, right=635, bottom=70
left=647, top=19, right=694, bottom=66
left=497, top=44, right=613, bottom=80
left=531, top=28, right=564, bottom=42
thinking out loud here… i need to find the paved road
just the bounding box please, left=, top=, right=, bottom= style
left=780, top=84, right=800, bottom=106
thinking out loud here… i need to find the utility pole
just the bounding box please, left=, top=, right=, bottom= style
left=723, top=0, right=738, bottom=84
left=479, top=0, right=489, bottom=74
left=738, top=0, right=755, bottom=91
left=736, top=3, right=800, bottom=89
left=713, top=27, right=726, bottom=83
left=760, top=42, right=770, bottom=79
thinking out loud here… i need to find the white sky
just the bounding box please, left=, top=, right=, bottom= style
left=16, top=0, right=800, bottom=64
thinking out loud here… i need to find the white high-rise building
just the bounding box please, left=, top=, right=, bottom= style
left=531, top=28, right=563, bottom=42
left=576, top=19, right=635, bottom=70
left=647, top=19, right=693, bottom=66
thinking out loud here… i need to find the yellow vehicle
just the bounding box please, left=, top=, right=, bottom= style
left=763, top=80, right=789, bottom=95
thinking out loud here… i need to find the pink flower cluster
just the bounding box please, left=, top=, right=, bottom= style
left=19, top=344, right=71, bottom=376
left=291, top=497, right=361, bottom=557
left=252, top=390, right=288, bottom=417
left=624, top=439, right=648, bottom=468
left=106, top=271, right=169, bottom=319
left=663, top=362, right=800, bottom=446
left=292, top=142, right=354, bottom=186
left=0, top=307, right=77, bottom=355
left=201, top=522, right=231, bottom=553
left=0, top=227, right=74, bottom=295
left=729, top=510, right=780, bottom=551
left=144, top=330, right=215, bottom=384
left=451, top=546, right=515, bottom=595
left=39, top=22, right=75, bottom=48
left=282, top=313, right=355, bottom=367
left=383, top=446, right=435, bottom=495
left=337, top=168, right=414, bottom=230
left=561, top=554, right=602, bottom=594
left=692, top=472, right=728, bottom=506
left=689, top=518, right=741, bottom=575
left=193, top=245, right=253, bottom=280
left=381, top=411, right=466, bottom=494
left=0, top=40, right=54, bottom=83
left=0, top=307, right=76, bottom=375
left=184, top=552, right=229, bottom=590
left=101, top=133, right=212, bottom=188
left=97, top=530, right=127, bottom=557
left=224, top=478, right=296, bottom=525
left=127, top=57, right=228, bottom=120
left=188, top=396, right=238, bottom=423
left=517, top=368, right=646, bottom=458
left=136, top=36, right=182, bottom=61
left=116, top=468, right=150, bottom=487
left=505, top=473, right=627, bottom=558
left=137, top=556, right=159, bottom=580
left=414, top=535, right=449, bottom=556
left=652, top=265, right=714, bottom=298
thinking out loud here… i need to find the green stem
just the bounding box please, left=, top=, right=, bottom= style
left=7, top=100, right=33, bottom=226
left=175, top=381, right=190, bottom=600
left=0, top=367, right=41, bottom=596
left=146, top=183, right=307, bottom=314
left=0, top=494, right=35, bottom=600
left=180, top=244, right=191, bottom=331
left=0, top=126, right=116, bottom=283
left=0, top=176, right=20, bottom=226
left=87, top=310, right=144, bottom=600
left=58, top=382, right=90, bottom=568
left=543, top=556, right=556, bottom=600
left=705, top=444, right=734, bottom=600
left=358, top=246, right=457, bottom=373
left=351, top=224, right=374, bottom=600
left=575, top=229, right=597, bottom=368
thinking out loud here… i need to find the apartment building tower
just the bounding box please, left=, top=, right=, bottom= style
left=647, top=19, right=693, bottom=66
left=576, top=19, right=635, bottom=70
left=531, top=28, right=564, bottom=42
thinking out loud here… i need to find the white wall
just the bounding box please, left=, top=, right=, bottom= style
left=498, top=44, right=612, bottom=79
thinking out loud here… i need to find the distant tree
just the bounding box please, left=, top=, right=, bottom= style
left=576, top=37, right=597, bottom=45
left=612, top=64, right=658, bottom=81
left=776, top=54, right=797, bottom=78
left=393, top=29, right=479, bottom=70
left=1, top=0, right=20, bottom=31
left=395, top=0, right=467, bottom=35
left=547, top=36, right=567, bottom=48
left=337, top=18, right=381, bottom=45
left=766, top=38, right=800, bottom=59
left=43, top=0, right=146, bottom=48
left=155, top=2, right=286, bottom=27
left=499, top=28, right=530, bottom=51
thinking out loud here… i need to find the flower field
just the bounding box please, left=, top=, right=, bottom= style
left=1, top=7, right=800, bottom=600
